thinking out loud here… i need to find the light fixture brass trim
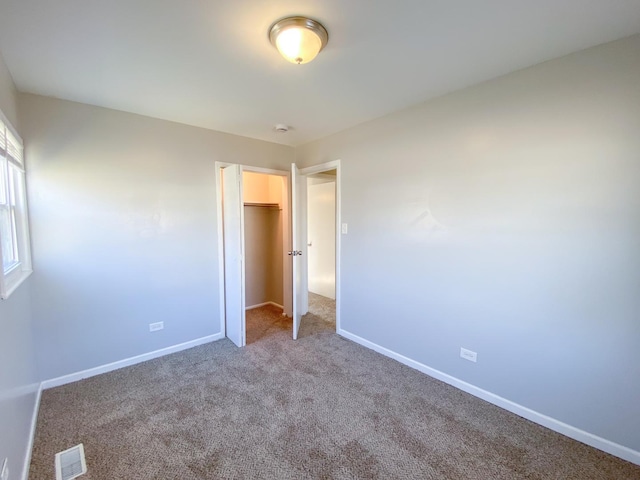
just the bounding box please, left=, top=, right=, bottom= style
left=269, top=16, right=329, bottom=64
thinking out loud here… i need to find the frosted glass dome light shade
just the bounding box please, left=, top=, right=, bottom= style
left=269, top=17, right=328, bottom=65
left=276, top=28, right=322, bottom=64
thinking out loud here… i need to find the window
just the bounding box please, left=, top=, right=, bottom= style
left=0, top=110, right=31, bottom=299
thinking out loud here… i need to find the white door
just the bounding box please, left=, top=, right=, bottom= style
left=291, top=163, right=305, bottom=339
left=222, top=164, right=245, bottom=347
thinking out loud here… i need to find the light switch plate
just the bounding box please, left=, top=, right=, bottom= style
left=341, top=223, right=348, bottom=234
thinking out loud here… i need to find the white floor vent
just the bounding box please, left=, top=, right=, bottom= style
left=55, top=444, right=87, bottom=480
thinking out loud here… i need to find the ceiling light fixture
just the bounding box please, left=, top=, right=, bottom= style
left=269, top=16, right=328, bottom=65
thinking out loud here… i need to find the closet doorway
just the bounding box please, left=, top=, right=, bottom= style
left=216, top=163, right=291, bottom=347
left=243, top=171, right=286, bottom=312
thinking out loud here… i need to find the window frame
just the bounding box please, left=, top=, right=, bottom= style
left=0, top=109, right=32, bottom=299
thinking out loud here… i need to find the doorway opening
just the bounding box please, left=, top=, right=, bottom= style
left=293, top=160, right=341, bottom=338
left=302, top=169, right=337, bottom=334
left=216, top=163, right=291, bottom=347
left=242, top=171, right=290, bottom=344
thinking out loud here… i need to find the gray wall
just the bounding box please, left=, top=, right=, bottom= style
left=0, top=52, right=39, bottom=480
left=296, top=35, right=640, bottom=452
left=19, top=94, right=294, bottom=380
left=243, top=205, right=283, bottom=307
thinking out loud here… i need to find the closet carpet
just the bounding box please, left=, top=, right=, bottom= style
left=29, top=306, right=639, bottom=479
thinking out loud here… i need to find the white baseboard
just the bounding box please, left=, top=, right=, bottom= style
left=246, top=301, right=284, bottom=311
left=21, top=383, right=42, bottom=480
left=338, top=328, right=640, bottom=466
left=41, top=333, right=224, bottom=390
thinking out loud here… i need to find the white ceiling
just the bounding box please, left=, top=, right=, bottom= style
left=0, top=1, right=639, bottom=146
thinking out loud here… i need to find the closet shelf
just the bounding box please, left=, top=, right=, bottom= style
left=244, top=202, right=280, bottom=209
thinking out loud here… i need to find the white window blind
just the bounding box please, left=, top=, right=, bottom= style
left=0, top=109, right=31, bottom=299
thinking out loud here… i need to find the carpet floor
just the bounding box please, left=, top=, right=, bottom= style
left=307, top=292, right=336, bottom=327
left=29, top=306, right=639, bottom=479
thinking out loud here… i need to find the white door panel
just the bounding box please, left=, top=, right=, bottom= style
left=222, top=164, right=245, bottom=347
left=291, top=163, right=306, bottom=340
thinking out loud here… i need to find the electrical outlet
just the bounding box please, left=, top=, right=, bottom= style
left=149, top=321, right=164, bottom=332
left=460, top=347, right=477, bottom=363
left=1, top=458, right=9, bottom=480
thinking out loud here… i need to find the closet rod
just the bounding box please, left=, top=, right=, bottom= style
left=244, top=202, right=280, bottom=209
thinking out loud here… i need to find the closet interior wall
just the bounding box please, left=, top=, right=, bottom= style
left=243, top=172, right=284, bottom=309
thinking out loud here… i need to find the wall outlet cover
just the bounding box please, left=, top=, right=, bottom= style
left=149, top=321, right=164, bottom=332
left=460, top=347, right=477, bottom=362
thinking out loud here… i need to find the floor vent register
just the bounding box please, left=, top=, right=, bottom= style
left=55, top=444, right=87, bottom=480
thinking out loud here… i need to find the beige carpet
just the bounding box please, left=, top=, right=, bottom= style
left=30, top=306, right=639, bottom=479
left=307, top=292, right=336, bottom=327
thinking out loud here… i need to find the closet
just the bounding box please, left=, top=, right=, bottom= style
left=242, top=171, right=285, bottom=310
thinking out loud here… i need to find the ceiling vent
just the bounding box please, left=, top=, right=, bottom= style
left=274, top=124, right=289, bottom=133
left=55, top=444, right=87, bottom=480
